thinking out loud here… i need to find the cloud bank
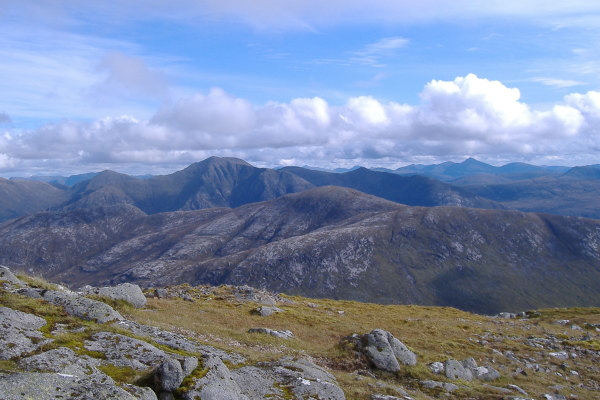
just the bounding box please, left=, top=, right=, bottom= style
left=1, top=74, right=599, bottom=175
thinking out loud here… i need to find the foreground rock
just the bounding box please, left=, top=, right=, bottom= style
left=342, top=329, right=417, bottom=372
left=0, top=266, right=346, bottom=400
left=0, top=307, right=49, bottom=360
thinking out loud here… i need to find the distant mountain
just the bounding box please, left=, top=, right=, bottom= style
left=1, top=186, right=598, bottom=314
left=464, top=171, right=600, bottom=219
left=59, top=157, right=313, bottom=213
left=281, top=166, right=502, bottom=209
left=55, top=157, right=503, bottom=214
left=0, top=178, right=69, bottom=222
left=25, top=172, right=99, bottom=187
left=395, top=158, right=569, bottom=183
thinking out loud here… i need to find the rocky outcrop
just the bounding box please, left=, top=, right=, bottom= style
left=0, top=266, right=346, bottom=400
left=80, top=282, right=147, bottom=308
left=427, top=357, right=500, bottom=382
left=0, top=265, right=24, bottom=287
left=342, top=329, right=417, bottom=372
left=0, top=307, right=49, bottom=360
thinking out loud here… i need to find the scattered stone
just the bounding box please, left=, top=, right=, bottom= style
left=248, top=327, right=294, bottom=339
left=420, top=380, right=459, bottom=392
left=428, top=361, right=445, bottom=374
left=444, top=359, right=473, bottom=381
left=252, top=306, right=284, bottom=316
left=496, top=312, right=516, bottom=319
left=472, top=365, right=501, bottom=381
left=155, top=288, right=168, bottom=298
left=0, top=307, right=49, bottom=360
left=154, top=358, right=184, bottom=392
left=553, top=320, right=570, bottom=326
left=371, top=395, right=405, bottom=400
left=549, top=351, right=569, bottom=360
left=543, top=395, right=567, bottom=400
left=507, top=384, right=528, bottom=395
left=343, top=329, right=417, bottom=373
left=80, top=283, right=147, bottom=308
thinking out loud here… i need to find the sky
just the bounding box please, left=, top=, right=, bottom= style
left=1, top=1, right=600, bottom=177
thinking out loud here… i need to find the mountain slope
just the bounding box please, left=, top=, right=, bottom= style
left=0, top=178, right=69, bottom=222
left=1, top=186, right=598, bottom=314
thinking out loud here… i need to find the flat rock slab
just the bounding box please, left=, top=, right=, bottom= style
left=115, top=320, right=246, bottom=365
left=85, top=332, right=170, bottom=370
left=248, top=327, right=294, bottom=339
left=0, top=372, right=139, bottom=400
left=0, top=307, right=49, bottom=360
left=21, top=289, right=124, bottom=323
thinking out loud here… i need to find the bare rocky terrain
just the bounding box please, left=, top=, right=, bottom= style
left=1, top=266, right=599, bottom=399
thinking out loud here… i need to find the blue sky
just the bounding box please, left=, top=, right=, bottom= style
left=1, top=1, right=600, bottom=176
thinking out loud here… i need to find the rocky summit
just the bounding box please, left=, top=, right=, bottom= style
left=1, top=266, right=599, bottom=399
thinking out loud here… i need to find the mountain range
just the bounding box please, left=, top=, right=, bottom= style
left=1, top=156, right=599, bottom=314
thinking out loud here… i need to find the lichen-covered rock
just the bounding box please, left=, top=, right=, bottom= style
left=116, top=320, right=245, bottom=365
left=230, top=357, right=346, bottom=400
left=0, top=372, right=139, bottom=400
left=0, top=307, right=48, bottom=360
left=472, top=365, right=500, bottom=381
left=81, top=283, right=147, bottom=308
left=17, top=347, right=105, bottom=380
left=444, top=359, right=473, bottom=381
left=345, top=329, right=417, bottom=372
left=248, top=327, right=294, bottom=339
left=85, top=332, right=170, bottom=370
left=182, top=356, right=249, bottom=400
left=24, top=289, right=124, bottom=323
left=154, top=358, right=184, bottom=392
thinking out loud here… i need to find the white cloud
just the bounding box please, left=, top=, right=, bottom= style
left=2, top=74, right=600, bottom=176
left=532, top=77, right=585, bottom=88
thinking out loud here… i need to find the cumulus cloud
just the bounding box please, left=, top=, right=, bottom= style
left=2, top=74, right=600, bottom=175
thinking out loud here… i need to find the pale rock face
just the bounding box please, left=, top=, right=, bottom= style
left=80, top=282, right=147, bottom=308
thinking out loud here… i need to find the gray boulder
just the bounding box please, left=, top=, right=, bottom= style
left=231, top=357, right=346, bottom=400
left=444, top=359, right=473, bottom=381
left=182, top=356, right=249, bottom=400
left=252, top=306, right=283, bottom=316
left=0, top=372, right=139, bottom=400
left=0, top=307, right=48, bottom=360
left=248, top=327, right=294, bottom=339
left=472, top=365, right=501, bottom=381
left=17, top=347, right=106, bottom=381
left=155, top=358, right=184, bottom=392
left=0, top=266, right=24, bottom=287
left=347, top=329, right=417, bottom=372
left=81, top=283, right=147, bottom=308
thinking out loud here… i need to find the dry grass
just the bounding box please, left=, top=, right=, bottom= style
left=127, top=287, right=600, bottom=399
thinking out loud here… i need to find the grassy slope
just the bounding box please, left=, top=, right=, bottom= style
left=129, top=285, right=600, bottom=400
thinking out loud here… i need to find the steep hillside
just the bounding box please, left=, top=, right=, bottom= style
left=1, top=187, right=599, bottom=314
left=0, top=178, right=69, bottom=222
